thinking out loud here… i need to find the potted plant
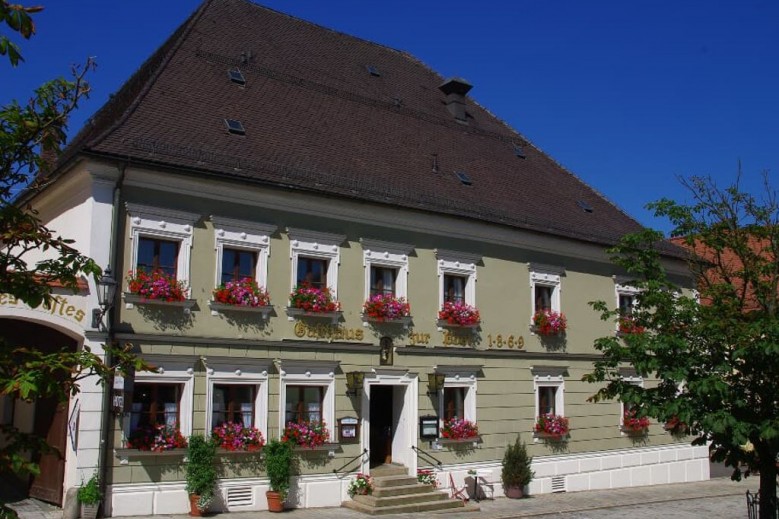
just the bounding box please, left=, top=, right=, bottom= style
left=282, top=420, right=329, bottom=449
left=264, top=439, right=293, bottom=512
left=622, top=408, right=650, bottom=434
left=212, top=278, right=270, bottom=307
left=346, top=473, right=373, bottom=498
left=362, top=294, right=411, bottom=322
left=534, top=413, right=570, bottom=439
left=185, top=435, right=217, bottom=516
left=441, top=417, right=479, bottom=440
left=438, top=301, right=480, bottom=326
left=532, top=309, right=567, bottom=336
left=501, top=438, right=534, bottom=499
left=77, top=472, right=101, bottom=519
left=126, top=269, right=187, bottom=301
left=288, top=283, right=340, bottom=313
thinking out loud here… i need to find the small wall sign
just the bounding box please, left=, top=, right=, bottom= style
left=419, top=415, right=439, bottom=440
left=338, top=416, right=360, bottom=442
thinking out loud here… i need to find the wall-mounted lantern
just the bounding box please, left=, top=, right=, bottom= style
left=346, top=371, right=365, bottom=396
left=92, top=267, right=118, bottom=329
left=427, top=373, right=445, bottom=396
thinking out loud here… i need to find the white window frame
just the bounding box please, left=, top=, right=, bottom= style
left=615, top=277, right=641, bottom=326
left=531, top=366, right=566, bottom=422
left=435, top=365, right=478, bottom=428
left=529, top=263, right=564, bottom=319
left=205, top=359, right=271, bottom=440
left=287, top=228, right=345, bottom=298
left=361, top=239, right=413, bottom=301
left=436, top=249, right=480, bottom=308
left=619, top=369, right=644, bottom=430
left=126, top=203, right=198, bottom=294
left=277, top=360, right=338, bottom=442
left=123, top=355, right=196, bottom=442
left=212, top=216, right=276, bottom=290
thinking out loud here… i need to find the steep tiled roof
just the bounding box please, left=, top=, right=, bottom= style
left=69, top=0, right=645, bottom=246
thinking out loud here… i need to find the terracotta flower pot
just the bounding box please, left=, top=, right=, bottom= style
left=188, top=494, right=202, bottom=517
left=266, top=490, right=284, bottom=513
left=504, top=485, right=524, bottom=499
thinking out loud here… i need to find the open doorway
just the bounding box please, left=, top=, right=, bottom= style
left=369, top=385, right=393, bottom=467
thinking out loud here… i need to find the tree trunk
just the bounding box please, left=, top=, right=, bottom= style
left=757, top=444, right=777, bottom=519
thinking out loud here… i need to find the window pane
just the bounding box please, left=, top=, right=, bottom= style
left=535, top=285, right=552, bottom=311
left=137, top=238, right=156, bottom=273
left=137, top=237, right=178, bottom=277
left=297, top=258, right=327, bottom=288
left=213, top=384, right=255, bottom=427
left=221, top=249, right=256, bottom=284
left=371, top=266, right=396, bottom=296
left=538, top=386, right=557, bottom=415
left=444, top=275, right=465, bottom=303
left=285, top=385, right=323, bottom=423
left=444, top=387, right=465, bottom=420
left=158, top=241, right=178, bottom=276
left=131, top=383, right=180, bottom=432
left=619, top=294, right=634, bottom=316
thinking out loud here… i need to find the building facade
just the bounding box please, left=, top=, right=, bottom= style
left=1, top=0, right=708, bottom=514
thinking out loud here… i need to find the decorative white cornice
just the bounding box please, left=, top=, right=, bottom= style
left=125, top=203, right=199, bottom=226
left=435, top=249, right=482, bottom=265
left=211, top=215, right=277, bottom=236
left=360, top=238, right=414, bottom=256
left=286, top=227, right=345, bottom=247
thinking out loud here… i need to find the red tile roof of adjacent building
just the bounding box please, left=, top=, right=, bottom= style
left=65, top=0, right=646, bottom=246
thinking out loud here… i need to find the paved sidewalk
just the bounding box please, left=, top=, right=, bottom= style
left=6, top=477, right=756, bottom=519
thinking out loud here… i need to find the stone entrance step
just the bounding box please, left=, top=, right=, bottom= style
left=342, top=465, right=477, bottom=515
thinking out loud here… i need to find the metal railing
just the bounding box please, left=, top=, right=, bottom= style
left=412, top=445, right=443, bottom=470
left=332, top=448, right=368, bottom=477
left=747, top=490, right=779, bottom=519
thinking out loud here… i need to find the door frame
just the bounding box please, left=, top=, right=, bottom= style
left=361, top=369, right=418, bottom=476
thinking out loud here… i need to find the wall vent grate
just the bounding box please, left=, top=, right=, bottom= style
left=226, top=487, right=253, bottom=507
left=551, top=475, right=566, bottom=493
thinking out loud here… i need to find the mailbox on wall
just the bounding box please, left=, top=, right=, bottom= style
left=338, top=416, right=360, bottom=442
left=419, top=415, right=439, bottom=440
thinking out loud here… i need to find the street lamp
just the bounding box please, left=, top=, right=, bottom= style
left=92, top=267, right=118, bottom=329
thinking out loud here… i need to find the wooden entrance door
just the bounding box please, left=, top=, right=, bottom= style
left=29, top=397, right=68, bottom=505
left=369, top=386, right=393, bottom=467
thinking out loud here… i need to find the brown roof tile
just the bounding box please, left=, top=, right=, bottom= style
left=71, top=0, right=645, bottom=246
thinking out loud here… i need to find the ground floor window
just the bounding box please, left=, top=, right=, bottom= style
left=212, top=384, right=255, bottom=427
left=285, top=385, right=324, bottom=423
left=443, top=387, right=466, bottom=420
left=130, top=383, right=181, bottom=431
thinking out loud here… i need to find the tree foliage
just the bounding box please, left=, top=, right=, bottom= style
left=1, top=2, right=150, bottom=479
left=585, top=174, right=779, bottom=518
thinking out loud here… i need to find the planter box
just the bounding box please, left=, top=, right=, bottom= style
left=209, top=302, right=273, bottom=318
left=436, top=320, right=479, bottom=331
left=534, top=431, right=568, bottom=441
left=363, top=315, right=412, bottom=328
left=292, top=442, right=340, bottom=455
left=286, top=307, right=342, bottom=324
left=123, top=293, right=196, bottom=313
left=438, top=436, right=481, bottom=447
left=114, top=448, right=187, bottom=465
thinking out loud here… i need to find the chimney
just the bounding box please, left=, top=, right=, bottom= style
left=439, top=77, right=472, bottom=122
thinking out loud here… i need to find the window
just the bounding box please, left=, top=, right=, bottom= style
left=212, top=216, right=275, bottom=289
left=297, top=257, right=328, bottom=288
left=288, top=228, right=344, bottom=297
left=436, top=249, right=480, bottom=307
left=0, top=394, right=14, bottom=425
left=126, top=203, right=197, bottom=289
left=443, top=387, right=466, bottom=420
left=615, top=279, right=642, bottom=332
left=618, top=293, right=636, bottom=316
left=435, top=365, right=478, bottom=426
left=444, top=274, right=466, bottom=303
left=619, top=369, right=643, bottom=429
left=529, top=263, right=564, bottom=316
left=125, top=355, right=195, bottom=440
left=532, top=366, right=565, bottom=420
left=130, top=383, right=181, bottom=432
left=361, top=239, right=413, bottom=301
left=285, top=386, right=324, bottom=423
left=221, top=249, right=256, bottom=284
left=370, top=266, right=397, bottom=297
left=205, top=359, right=270, bottom=436
left=212, top=384, right=254, bottom=427
left=137, top=237, right=179, bottom=277
left=278, top=360, right=337, bottom=441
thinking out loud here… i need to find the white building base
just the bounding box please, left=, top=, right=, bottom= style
left=108, top=443, right=709, bottom=516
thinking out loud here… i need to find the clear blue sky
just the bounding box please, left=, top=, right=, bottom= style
left=3, top=1, right=777, bottom=234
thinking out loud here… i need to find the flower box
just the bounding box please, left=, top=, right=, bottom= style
left=126, top=269, right=187, bottom=301
left=618, top=316, right=645, bottom=335
left=534, top=413, right=570, bottom=439
left=283, top=420, right=330, bottom=449
left=212, top=278, right=270, bottom=307
left=124, top=293, right=196, bottom=312
left=533, top=431, right=568, bottom=441
left=364, top=315, right=413, bottom=328
left=362, top=295, right=411, bottom=323
left=438, top=301, right=480, bottom=327
left=292, top=442, right=340, bottom=453
left=622, top=409, right=650, bottom=434
left=286, top=307, right=342, bottom=324
left=438, top=437, right=481, bottom=446
left=209, top=302, right=273, bottom=318
left=212, top=422, right=265, bottom=452
left=436, top=319, right=479, bottom=330
left=531, top=310, right=567, bottom=336
left=441, top=418, right=479, bottom=440
left=114, top=448, right=186, bottom=465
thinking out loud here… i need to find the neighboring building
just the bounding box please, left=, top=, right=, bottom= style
left=0, top=0, right=709, bottom=514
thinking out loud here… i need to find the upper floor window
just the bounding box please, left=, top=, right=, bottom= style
left=212, top=216, right=275, bottom=289
left=619, top=293, right=636, bottom=316
left=370, top=266, right=397, bottom=297
left=288, top=228, right=345, bottom=297
left=361, top=239, right=413, bottom=301
left=126, top=203, right=198, bottom=286
left=529, top=263, right=564, bottom=315
left=436, top=249, right=480, bottom=308
left=131, top=383, right=181, bottom=431
left=138, top=237, right=179, bottom=277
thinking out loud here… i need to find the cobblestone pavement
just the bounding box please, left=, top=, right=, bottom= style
left=6, top=477, right=757, bottom=519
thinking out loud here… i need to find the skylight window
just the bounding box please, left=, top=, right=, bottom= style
left=224, top=119, right=246, bottom=135
left=366, top=65, right=381, bottom=77
left=577, top=200, right=594, bottom=213
left=454, top=171, right=472, bottom=186
left=228, top=68, right=246, bottom=86
left=513, top=143, right=526, bottom=159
